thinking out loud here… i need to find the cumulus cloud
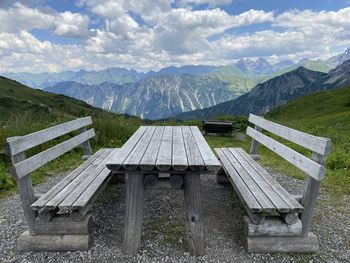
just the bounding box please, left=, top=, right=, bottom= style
left=1, top=1, right=350, bottom=73
left=0, top=3, right=90, bottom=38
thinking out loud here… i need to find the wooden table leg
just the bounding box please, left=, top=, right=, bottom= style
left=183, top=173, right=204, bottom=256
left=123, top=173, right=144, bottom=255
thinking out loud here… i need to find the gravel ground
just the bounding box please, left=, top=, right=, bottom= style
left=0, top=170, right=349, bottom=263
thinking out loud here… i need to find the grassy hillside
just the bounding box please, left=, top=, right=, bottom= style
left=267, top=86, right=350, bottom=196
left=0, top=76, right=143, bottom=195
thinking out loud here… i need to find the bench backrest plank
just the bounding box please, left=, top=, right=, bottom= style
left=249, top=114, right=331, bottom=156
left=12, top=128, right=95, bottom=179
left=246, top=127, right=326, bottom=181
left=6, top=117, right=93, bottom=156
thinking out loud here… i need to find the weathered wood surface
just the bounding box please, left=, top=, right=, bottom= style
left=80, top=127, right=93, bottom=155
left=301, top=152, right=326, bottom=236
left=249, top=125, right=262, bottom=155
left=13, top=128, right=95, bottom=179
left=245, top=216, right=302, bottom=237
left=172, top=126, right=188, bottom=171
left=190, top=126, right=220, bottom=172
left=249, top=114, right=332, bottom=156
left=246, top=232, right=319, bottom=253
left=156, top=126, right=173, bottom=171
left=5, top=117, right=92, bottom=156
left=143, top=174, right=158, bottom=188
left=32, top=148, right=115, bottom=215
left=35, top=215, right=92, bottom=235
left=170, top=174, right=184, bottom=188
left=107, top=126, right=148, bottom=170
left=247, top=127, right=326, bottom=181
left=18, top=231, right=91, bottom=251
left=123, top=173, right=144, bottom=255
left=107, top=126, right=220, bottom=173
left=236, top=148, right=303, bottom=212
left=140, top=126, right=164, bottom=171
left=216, top=148, right=262, bottom=213
left=11, top=151, right=37, bottom=235
left=183, top=173, right=204, bottom=256
left=31, top=148, right=105, bottom=210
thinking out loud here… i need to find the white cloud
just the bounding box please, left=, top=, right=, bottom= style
left=0, top=3, right=90, bottom=38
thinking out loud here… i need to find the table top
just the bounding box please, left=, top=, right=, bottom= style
left=106, top=126, right=221, bottom=173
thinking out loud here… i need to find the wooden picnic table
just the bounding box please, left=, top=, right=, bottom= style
left=106, top=126, right=221, bottom=256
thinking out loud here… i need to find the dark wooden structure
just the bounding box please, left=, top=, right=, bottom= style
left=215, top=114, right=331, bottom=253
left=5, top=117, right=117, bottom=251
left=202, top=120, right=235, bottom=135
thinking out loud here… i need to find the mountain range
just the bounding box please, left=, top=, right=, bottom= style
left=45, top=74, right=236, bottom=120
left=176, top=59, right=350, bottom=120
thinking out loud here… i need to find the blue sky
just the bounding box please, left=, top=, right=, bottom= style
left=0, top=0, right=350, bottom=73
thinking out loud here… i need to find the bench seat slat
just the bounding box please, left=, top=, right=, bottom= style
left=216, top=148, right=262, bottom=213
left=31, top=148, right=106, bottom=210
left=222, top=148, right=276, bottom=212
left=229, top=148, right=291, bottom=213
left=235, top=148, right=304, bottom=212
left=61, top=148, right=118, bottom=211
left=43, top=149, right=113, bottom=210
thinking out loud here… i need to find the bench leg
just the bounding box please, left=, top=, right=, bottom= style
left=123, top=173, right=144, bottom=255
left=183, top=174, right=204, bottom=256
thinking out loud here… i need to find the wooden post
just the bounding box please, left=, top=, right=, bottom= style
left=11, top=152, right=37, bottom=235
left=249, top=125, right=262, bottom=156
left=80, top=127, right=92, bottom=155
left=123, top=173, right=144, bottom=255
left=183, top=174, right=204, bottom=256
left=301, top=152, right=326, bottom=236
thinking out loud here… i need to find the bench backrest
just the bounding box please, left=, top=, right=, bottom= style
left=5, top=116, right=95, bottom=180
left=247, top=114, right=331, bottom=181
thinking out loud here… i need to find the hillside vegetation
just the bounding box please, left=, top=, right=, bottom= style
left=267, top=86, right=350, bottom=196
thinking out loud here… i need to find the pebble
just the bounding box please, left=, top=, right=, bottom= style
left=0, top=170, right=349, bottom=262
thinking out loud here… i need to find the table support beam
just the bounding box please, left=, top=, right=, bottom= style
left=123, top=173, right=144, bottom=255
left=183, top=174, right=204, bottom=256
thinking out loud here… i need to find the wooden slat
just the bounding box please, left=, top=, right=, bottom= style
left=123, top=127, right=156, bottom=170
left=249, top=114, right=331, bottom=156
left=6, top=117, right=92, bottom=156
left=229, top=148, right=290, bottom=213
left=13, top=129, right=95, bottom=179
left=246, top=127, right=326, bottom=181
left=222, top=148, right=275, bottom=212
left=71, top=149, right=119, bottom=209
left=58, top=149, right=116, bottom=211
left=44, top=149, right=113, bottom=210
left=215, top=148, right=262, bottom=212
left=156, top=126, right=173, bottom=171
left=190, top=126, right=220, bottom=172
left=106, top=126, right=148, bottom=170
left=140, top=126, right=164, bottom=171
left=182, top=126, right=204, bottom=171
left=31, top=149, right=106, bottom=210
left=172, top=126, right=188, bottom=171
left=235, top=148, right=304, bottom=212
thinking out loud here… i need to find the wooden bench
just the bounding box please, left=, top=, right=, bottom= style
left=202, top=120, right=235, bottom=135
left=5, top=117, right=118, bottom=251
left=215, top=114, right=331, bottom=253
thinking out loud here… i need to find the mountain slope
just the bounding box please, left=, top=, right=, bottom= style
left=2, top=67, right=142, bottom=89
left=176, top=59, right=350, bottom=120
left=0, top=76, right=108, bottom=123
left=46, top=74, right=237, bottom=120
